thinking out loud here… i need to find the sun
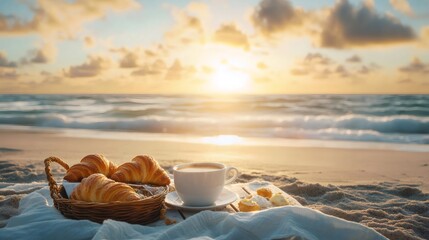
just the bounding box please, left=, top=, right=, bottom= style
left=209, top=66, right=251, bottom=93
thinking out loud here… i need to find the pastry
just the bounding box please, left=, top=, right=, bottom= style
left=269, top=193, right=290, bottom=206
left=250, top=195, right=272, bottom=209
left=70, top=173, right=141, bottom=203
left=110, top=155, right=170, bottom=186
left=256, top=187, right=272, bottom=199
left=238, top=198, right=261, bottom=212
left=63, top=154, right=117, bottom=182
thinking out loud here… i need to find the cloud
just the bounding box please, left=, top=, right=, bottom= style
left=0, top=69, right=19, bottom=80
left=111, top=47, right=161, bottom=69
left=30, top=50, right=49, bottom=63
left=303, top=53, right=333, bottom=65
left=0, top=0, right=139, bottom=65
left=40, top=73, right=64, bottom=85
left=251, top=0, right=307, bottom=36
left=358, top=65, right=370, bottom=74
left=0, top=0, right=140, bottom=37
left=131, top=65, right=160, bottom=76
left=290, top=52, right=334, bottom=77
left=390, top=0, right=413, bottom=16
left=0, top=52, right=17, bottom=68
left=131, top=59, right=167, bottom=76
left=84, top=36, right=94, bottom=47
left=346, top=55, right=362, bottom=63
left=335, top=65, right=350, bottom=78
left=145, top=50, right=156, bottom=58
left=119, top=52, right=139, bottom=68
left=398, top=57, right=429, bottom=74
left=164, top=4, right=205, bottom=45
left=213, top=24, right=250, bottom=50
left=165, top=59, right=183, bottom=80
left=0, top=13, right=31, bottom=35
left=357, top=63, right=379, bottom=75
left=290, top=52, right=377, bottom=79
left=165, top=59, right=196, bottom=80
left=64, top=56, right=110, bottom=78
left=320, top=0, right=416, bottom=48
left=152, top=59, right=167, bottom=71
left=19, top=40, right=57, bottom=64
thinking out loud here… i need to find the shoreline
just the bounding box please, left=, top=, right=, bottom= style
left=2, top=124, right=429, bottom=153
left=0, top=128, right=428, bottom=192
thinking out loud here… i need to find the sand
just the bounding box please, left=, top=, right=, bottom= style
left=0, top=128, right=428, bottom=239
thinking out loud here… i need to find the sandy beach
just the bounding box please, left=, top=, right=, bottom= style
left=0, top=128, right=428, bottom=239
left=1, top=128, right=428, bottom=190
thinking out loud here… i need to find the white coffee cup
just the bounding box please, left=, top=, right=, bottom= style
left=173, top=162, right=239, bottom=206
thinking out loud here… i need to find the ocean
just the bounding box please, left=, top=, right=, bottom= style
left=0, top=94, right=428, bottom=150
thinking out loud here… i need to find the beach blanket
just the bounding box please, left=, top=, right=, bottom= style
left=0, top=185, right=387, bottom=240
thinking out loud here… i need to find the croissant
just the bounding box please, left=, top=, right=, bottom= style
left=110, top=155, right=170, bottom=186
left=70, top=173, right=141, bottom=203
left=63, top=154, right=117, bottom=182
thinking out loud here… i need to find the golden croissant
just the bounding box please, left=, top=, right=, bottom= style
left=63, top=154, right=117, bottom=182
left=111, top=155, right=170, bottom=186
left=70, top=173, right=141, bottom=203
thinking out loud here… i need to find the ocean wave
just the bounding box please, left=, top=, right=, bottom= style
left=1, top=113, right=429, bottom=144
left=276, top=115, right=429, bottom=134
left=270, top=128, right=429, bottom=144
left=104, top=108, right=166, bottom=117
left=1, top=94, right=429, bottom=145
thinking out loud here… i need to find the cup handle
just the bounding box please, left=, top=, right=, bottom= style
left=225, top=167, right=239, bottom=185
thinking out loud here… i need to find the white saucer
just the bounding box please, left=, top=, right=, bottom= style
left=165, top=188, right=238, bottom=211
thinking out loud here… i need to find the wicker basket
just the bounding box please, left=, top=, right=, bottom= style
left=44, top=156, right=169, bottom=224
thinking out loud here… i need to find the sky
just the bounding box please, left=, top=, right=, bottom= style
left=0, top=0, right=428, bottom=94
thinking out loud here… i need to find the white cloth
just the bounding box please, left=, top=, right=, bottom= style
left=0, top=186, right=387, bottom=240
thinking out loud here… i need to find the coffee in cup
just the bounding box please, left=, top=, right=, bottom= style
left=173, top=162, right=239, bottom=206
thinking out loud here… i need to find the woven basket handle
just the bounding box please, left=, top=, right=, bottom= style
left=44, top=156, right=70, bottom=200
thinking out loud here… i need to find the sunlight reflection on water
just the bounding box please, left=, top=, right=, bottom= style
left=201, top=135, right=244, bottom=145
